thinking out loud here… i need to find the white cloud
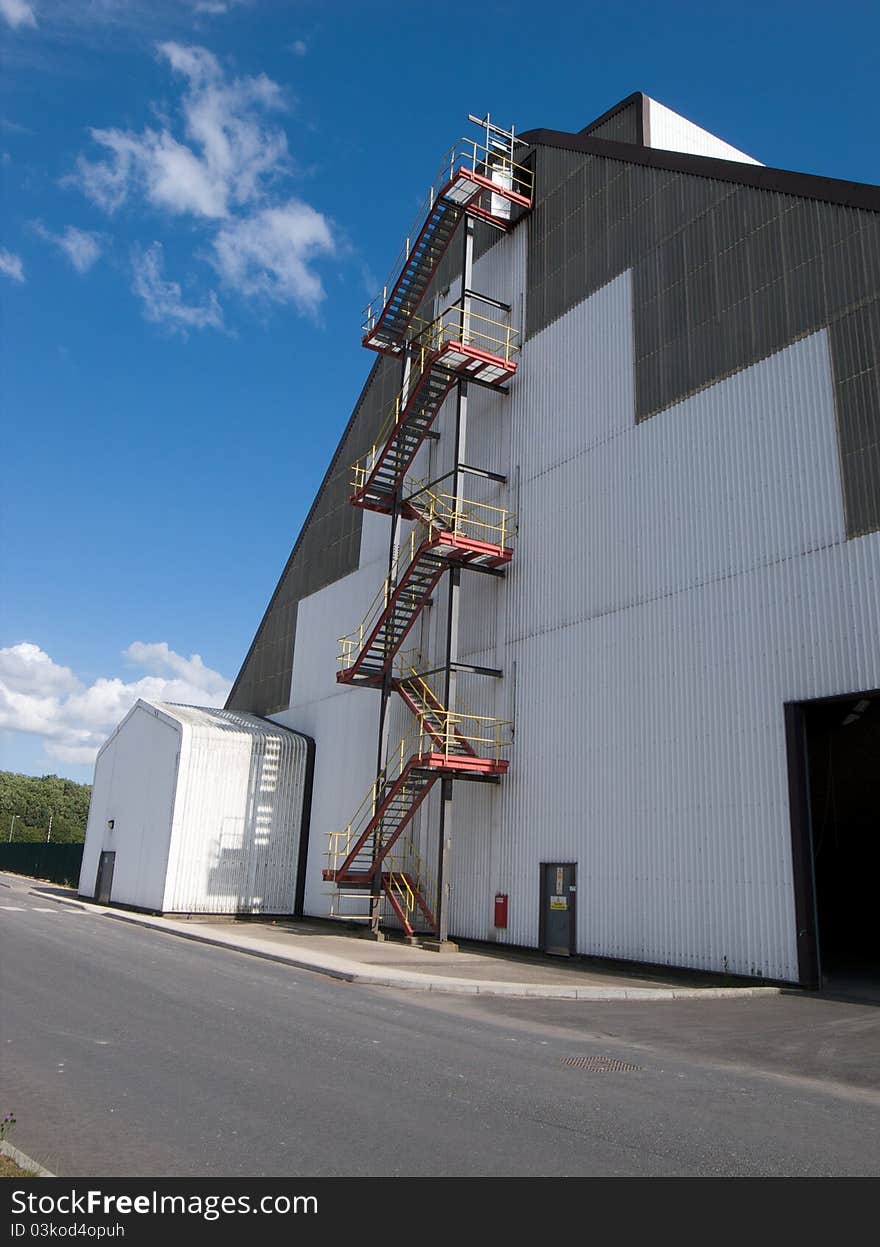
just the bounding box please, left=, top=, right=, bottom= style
left=0, top=0, right=37, bottom=30
left=123, top=641, right=229, bottom=699
left=0, top=640, right=231, bottom=768
left=33, top=222, right=103, bottom=273
left=290, top=39, right=307, bottom=56
left=212, top=199, right=334, bottom=311
left=68, top=42, right=337, bottom=323
left=0, top=247, right=25, bottom=282
left=0, top=643, right=80, bottom=697
left=72, top=42, right=289, bottom=221
left=131, top=241, right=223, bottom=333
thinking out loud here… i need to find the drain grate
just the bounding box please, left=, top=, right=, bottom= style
left=561, top=1055, right=642, bottom=1073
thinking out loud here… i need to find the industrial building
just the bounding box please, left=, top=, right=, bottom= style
left=98, top=92, right=878, bottom=988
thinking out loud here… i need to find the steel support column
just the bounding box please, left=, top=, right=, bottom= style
left=433, top=215, right=474, bottom=946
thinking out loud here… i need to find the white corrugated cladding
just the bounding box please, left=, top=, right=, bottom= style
left=280, top=197, right=880, bottom=981
left=80, top=700, right=311, bottom=914
left=272, top=561, right=382, bottom=918
left=647, top=98, right=763, bottom=165
left=445, top=261, right=880, bottom=981
left=163, top=704, right=310, bottom=914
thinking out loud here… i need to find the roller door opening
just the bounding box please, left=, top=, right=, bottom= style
left=787, top=691, right=880, bottom=990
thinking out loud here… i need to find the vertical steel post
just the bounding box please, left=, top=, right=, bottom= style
left=369, top=353, right=410, bottom=937
left=433, top=215, right=474, bottom=946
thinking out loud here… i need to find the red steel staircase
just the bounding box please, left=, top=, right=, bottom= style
left=362, top=139, right=533, bottom=355
left=336, top=492, right=514, bottom=687
left=352, top=305, right=520, bottom=516
left=323, top=672, right=510, bottom=935
left=325, top=118, right=531, bottom=938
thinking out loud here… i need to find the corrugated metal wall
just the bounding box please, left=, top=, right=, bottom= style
left=445, top=270, right=880, bottom=981
left=164, top=714, right=311, bottom=915
left=279, top=137, right=878, bottom=982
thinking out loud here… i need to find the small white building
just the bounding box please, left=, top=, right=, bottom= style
left=79, top=700, right=314, bottom=915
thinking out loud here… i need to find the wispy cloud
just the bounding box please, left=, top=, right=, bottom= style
left=32, top=221, right=104, bottom=273
left=289, top=39, right=307, bottom=56
left=72, top=42, right=288, bottom=220
left=0, top=0, right=38, bottom=30
left=212, top=200, right=334, bottom=311
left=0, top=640, right=232, bottom=767
left=0, top=247, right=25, bottom=282
left=131, top=241, right=224, bottom=334
left=68, top=41, right=337, bottom=323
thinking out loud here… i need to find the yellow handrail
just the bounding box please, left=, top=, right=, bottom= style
left=405, top=481, right=517, bottom=549
left=363, top=136, right=534, bottom=335
left=336, top=528, right=423, bottom=670
left=411, top=304, right=520, bottom=365
left=337, top=490, right=516, bottom=671
left=353, top=307, right=519, bottom=493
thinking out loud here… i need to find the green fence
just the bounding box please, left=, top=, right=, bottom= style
left=0, top=842, right=84, bottom=887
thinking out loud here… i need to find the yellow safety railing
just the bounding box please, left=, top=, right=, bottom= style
left=420, top=709, right=511, bottom=763
left=384, top=829, right=438, bottom=929
left=411, top=303, right=520, bottom=365
left=363, top=136, right=534, bottom=336
left=325, top=828, right=437, bottom=931
left=323, top=731, right=419, bottom=878
left=337, top=491, right=515, bottom=671
left=404, top=480, right=517, bottom=550
left=324, top=703, right=511, bottom=880
left=337, top=527, right=424, bottom=671
left=395, top=656, right=512, bottom=762
left=352, top=306, right=518, bottom=494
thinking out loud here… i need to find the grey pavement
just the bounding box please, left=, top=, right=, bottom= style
left=1, top=872, right=879, bottom=1178
left=9, top=873, right=781, bottom=1001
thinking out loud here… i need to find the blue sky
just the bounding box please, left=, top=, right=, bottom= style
left=2, top=0, right=878, bottom=783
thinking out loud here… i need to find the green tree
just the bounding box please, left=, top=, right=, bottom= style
left=0, top=772, right=92, bottom=843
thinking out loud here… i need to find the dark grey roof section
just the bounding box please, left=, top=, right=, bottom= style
left=579, top=92, right=648, bottom=145
left=226, top=352, right=402, bottom=715
left=520, top=127, right=880, bottom=213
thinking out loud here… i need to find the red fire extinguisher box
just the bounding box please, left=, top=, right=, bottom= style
left=494, top=893, right=508, bottom=928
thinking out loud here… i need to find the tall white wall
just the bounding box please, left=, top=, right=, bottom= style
left=272, top=560, right=383, bottom=917
left=284, top=210, right=880, bottom=982
left=448, top=269, right=880, bottom=981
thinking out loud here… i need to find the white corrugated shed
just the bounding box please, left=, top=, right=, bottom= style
left=79, top=700, right=313, bottom=915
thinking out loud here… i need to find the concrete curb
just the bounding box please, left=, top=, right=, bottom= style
left=28, top=890, right=783, bottom=1002
left=1, top=1140, right=55, bottom=1178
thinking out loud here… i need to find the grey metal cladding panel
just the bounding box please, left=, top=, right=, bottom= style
left=581, top=98, right=641, bottom=145
left=831, top=297, right=880, bottom=537
left=227, top=352, right=402, bottom=715
left=527, top=138, right=880, bottom=536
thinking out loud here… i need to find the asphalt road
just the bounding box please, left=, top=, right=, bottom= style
left=2, top=878, right=879, bottom=1177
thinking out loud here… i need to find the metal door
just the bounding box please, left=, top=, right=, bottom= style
left=540, top=863, right=576, bottom=956
left=95, top=851, right=115, bottom=905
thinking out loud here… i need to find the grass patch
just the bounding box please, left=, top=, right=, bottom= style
left=0, top=1152, right=38, bottom=1178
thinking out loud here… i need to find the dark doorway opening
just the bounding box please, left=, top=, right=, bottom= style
left=95, top=850, right=115, bottom=905
left=787, top=691, right=880, bottom=989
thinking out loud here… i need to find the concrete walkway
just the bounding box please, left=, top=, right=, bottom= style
left=21, top=878, right=782, bottom=1001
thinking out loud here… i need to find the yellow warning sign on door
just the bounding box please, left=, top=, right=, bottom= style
left=550, top=895, right=567, bottom=911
